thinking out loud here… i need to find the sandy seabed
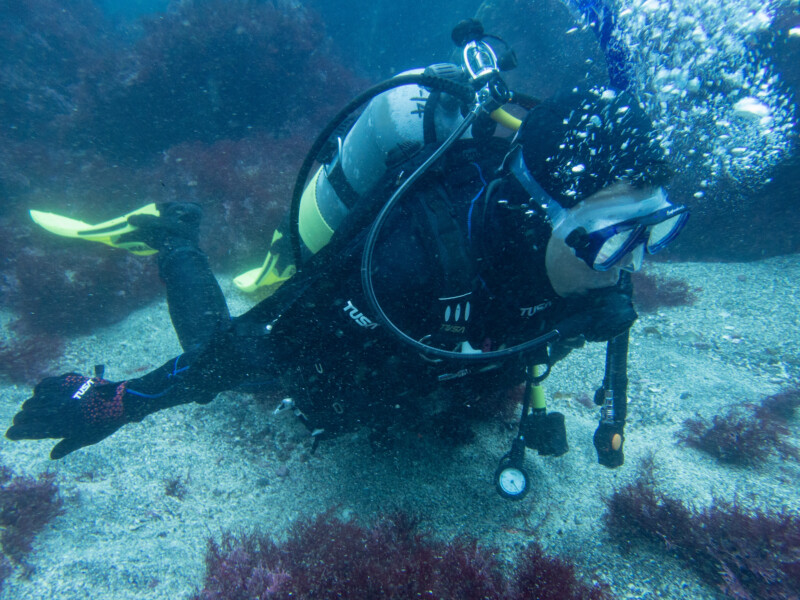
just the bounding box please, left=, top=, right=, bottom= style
left=0, top=257, right=798, bottom=600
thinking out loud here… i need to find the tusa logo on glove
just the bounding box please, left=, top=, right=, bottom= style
left=71, top=379, right=97, bottom=400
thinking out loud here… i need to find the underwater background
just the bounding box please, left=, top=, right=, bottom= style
left=0, top=0, right=798, bottom=598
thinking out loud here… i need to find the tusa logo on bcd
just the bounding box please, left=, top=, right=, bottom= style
left=519, top=300, right=552, bottom=317
left=343, top=300, right=379, bottom=329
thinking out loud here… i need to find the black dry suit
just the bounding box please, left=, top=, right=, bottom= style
left=124, top=134, right=637, bottom=444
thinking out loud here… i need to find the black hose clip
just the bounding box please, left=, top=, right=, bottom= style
left=451, top=18, right=485, bottom=47
left=476, top=75, right=511, bottom=113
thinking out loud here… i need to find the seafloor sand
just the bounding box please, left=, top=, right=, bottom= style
left=0, top=257, right=798, bottom=600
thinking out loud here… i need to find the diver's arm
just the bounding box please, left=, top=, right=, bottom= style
left=546, top=277, right=637, bottom=362
left=5, top=325, right=254, bottom=459
left=5, top=355, right=212, bottom=459
left=573, top=280, right=638, bottom=343
left=588, top=272, right=633, bottom=468
left=592, top=329, right=629, bottom=468
left=545, top=279, right=633, bottom=468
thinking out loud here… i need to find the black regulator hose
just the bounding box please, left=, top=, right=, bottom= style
left=510, top=90, right=540, bottom=110
left=289, top=73, right=476, bottom=270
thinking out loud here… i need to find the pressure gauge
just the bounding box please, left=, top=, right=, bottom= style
left=494, top=464, right=529, bottom=500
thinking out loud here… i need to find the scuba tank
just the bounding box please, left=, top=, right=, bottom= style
left=297, top=69, right=467, bottom=255
left=239, top=18, right=560, bottom=362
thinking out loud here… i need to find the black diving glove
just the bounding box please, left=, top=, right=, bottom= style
left=552, top=292, right=636, bottom=345
left=582, top=290, right=637, bottom=343
left=6, top=373, right=134, bottom=459
left=593, top=421, right=625, bottom=468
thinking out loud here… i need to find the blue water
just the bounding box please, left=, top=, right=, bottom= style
left=99, top=0, right=169, bottom=18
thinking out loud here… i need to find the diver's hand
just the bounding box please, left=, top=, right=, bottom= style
left=593, top=421, right=625, bottom=468
left=6, top=373, right=130, bottom=459
left=554, top=290, right=636, bottom=343
left=582, top=291, right=637, bottom=342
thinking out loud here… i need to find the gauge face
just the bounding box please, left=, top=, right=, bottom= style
left=496, top=467, right=528, bottom=499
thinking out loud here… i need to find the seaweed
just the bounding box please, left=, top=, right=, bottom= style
left=151, top=134, right=308, bottom=269
left=631, top=271, right=698, bottom=313
left=80, top=0, right=360, bottom=157
left=0, top=0, right=115, bottom=142
left=164, top=470, right=191, bottom=501
left=0, top=223, right=161, bottom=349
left=512, top=543, right=611, bottom=600
left=605, top=463, right=800, bottom=600
left=192, top=510, right=612, bottom=600
left=0, top=332, right=64, bottom=385
left=0, top=464, right=63, bottom=591
left=678, top=387, right=800, bottom=465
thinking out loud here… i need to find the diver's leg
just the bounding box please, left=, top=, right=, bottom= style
left=127, top=202, right=231, bottom=351
left=157, top=244, right=230, bottom=350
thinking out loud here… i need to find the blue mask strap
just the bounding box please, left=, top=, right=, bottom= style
left=508, top=145, right=566, bottom=225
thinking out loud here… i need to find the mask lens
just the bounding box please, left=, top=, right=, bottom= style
left=594, top=230, right=637, bottom=270
left=620, top=244, right=645, bottom=272
left=647, top=212, right=688, bottom=253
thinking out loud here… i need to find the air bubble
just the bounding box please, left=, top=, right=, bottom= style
left=615, top=0, right=794, bottom=186
left=733, top=97, right=771, bottom=118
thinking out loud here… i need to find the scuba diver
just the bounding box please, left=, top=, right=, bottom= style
left=6, top=20, right=687, bottom=500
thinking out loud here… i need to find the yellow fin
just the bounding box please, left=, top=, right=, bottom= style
left=29, top=204, right=160, bottom=255
left=234, top=230, right=295, bottom=293
left=233, top=256, right=295, bottom=293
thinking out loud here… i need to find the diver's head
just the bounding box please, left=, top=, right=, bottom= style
left=515, top=86, right=674, bottom=207
left=543, top=182, right=688, bottom=296
left=509, top=87, right=688, bottom=295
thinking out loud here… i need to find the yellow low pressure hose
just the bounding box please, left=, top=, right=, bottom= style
left=529, top=364, right=547, bottom=411
left=490, top=107, right=522, bottom=131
